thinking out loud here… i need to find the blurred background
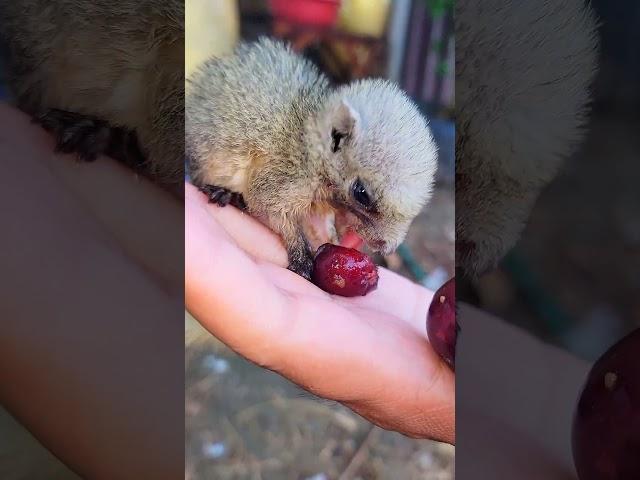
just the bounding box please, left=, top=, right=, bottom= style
left=185, top=1, right=454, bottom=479
left=462, top=0, right=640, bottom=363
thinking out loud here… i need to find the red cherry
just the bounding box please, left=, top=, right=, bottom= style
left=426, top=277, right=457, bottom=370
left=312, top=243, right=378, bottom=297
left=572, top=328, right=640, bottom=480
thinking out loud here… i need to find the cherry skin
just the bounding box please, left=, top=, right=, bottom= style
left=572, top=328, right=640, bottom=480
left=426, top=277, right=457, bottom=370
left=312, top=243, right=378, bottom=297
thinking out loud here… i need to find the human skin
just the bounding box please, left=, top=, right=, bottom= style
left=186, top=180, right=592, bottom=477
left=0, top=101, right=590, bottom=477
left=185, top=182, right=456, bottom=443
left=0, top=103, right=183, bottom=479
left=456, top=304, right=590, bottom=479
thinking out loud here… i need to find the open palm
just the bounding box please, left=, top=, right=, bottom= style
left=185, top=183, right=454, bottom=443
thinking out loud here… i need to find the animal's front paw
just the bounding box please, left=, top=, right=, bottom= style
left=287, top=253, right=314, bottom=281
left=33, top=109, right=110, bottom=161
left=199, top=184, right=247, bottom=209
left=32, top=109, right=144, bottom=167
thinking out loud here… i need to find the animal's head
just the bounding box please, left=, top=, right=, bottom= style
left=455, top=0, right=599, bottom=277
left=306, top=79, right=438, bottom=255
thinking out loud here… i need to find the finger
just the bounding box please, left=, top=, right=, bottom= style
left=257, top=261, right=332, bottom=300
left=334, top=268, right=433, bottom=334
left=254, top=261, right=452, bottom=441
left=255, top=289, right=455, bottom=442
left=259, top=255, right=433, bottom=333
left=186, top=191, right=454, bottom=442
left=188, top=182, right=433, bottom=326
left=187, top=181, right=433, bottom=332
left=185, top=190, right=295, bottom=366
left=186, top=183, right=288, bottom=267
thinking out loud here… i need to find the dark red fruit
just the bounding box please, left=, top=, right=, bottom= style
left=572, top=328, right=640, bottom=480
left=312, top=243, right=378, bottom=297
left=426, top=277, right=457, bottom=370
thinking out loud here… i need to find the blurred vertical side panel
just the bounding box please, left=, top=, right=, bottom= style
left=0, top=1, right=184, bottom=479
left=456, top=0, right=640, bottom=478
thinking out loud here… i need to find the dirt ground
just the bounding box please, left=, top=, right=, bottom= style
left=185, top=184, right=455, bottom=480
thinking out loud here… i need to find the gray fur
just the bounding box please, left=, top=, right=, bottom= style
left=186, top=38, right=438, bottom=278
left=0, top=0, right=184, bottom=193
left=456, top=0, right=599, bottom=275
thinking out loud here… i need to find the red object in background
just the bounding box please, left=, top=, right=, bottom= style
left=269, top=0, right=341, bottom=28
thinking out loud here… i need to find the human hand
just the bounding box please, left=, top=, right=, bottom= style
left=456, top=304, right=590, bottom=479
left=185, top=182, right=455, bottom=444
left=0, top=103, right=183, bottom=479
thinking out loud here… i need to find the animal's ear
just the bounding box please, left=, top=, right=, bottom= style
left=330, top=99, right=359, bottom=153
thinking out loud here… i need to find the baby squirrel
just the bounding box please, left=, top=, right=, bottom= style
left=0, top=0, right=184, bottom=196
left=455, top=0, right=598, bottom=276
left=186, top=38, right=438, bottom=279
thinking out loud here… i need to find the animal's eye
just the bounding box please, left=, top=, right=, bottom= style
left=351, top=179, right=371, bottom=208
